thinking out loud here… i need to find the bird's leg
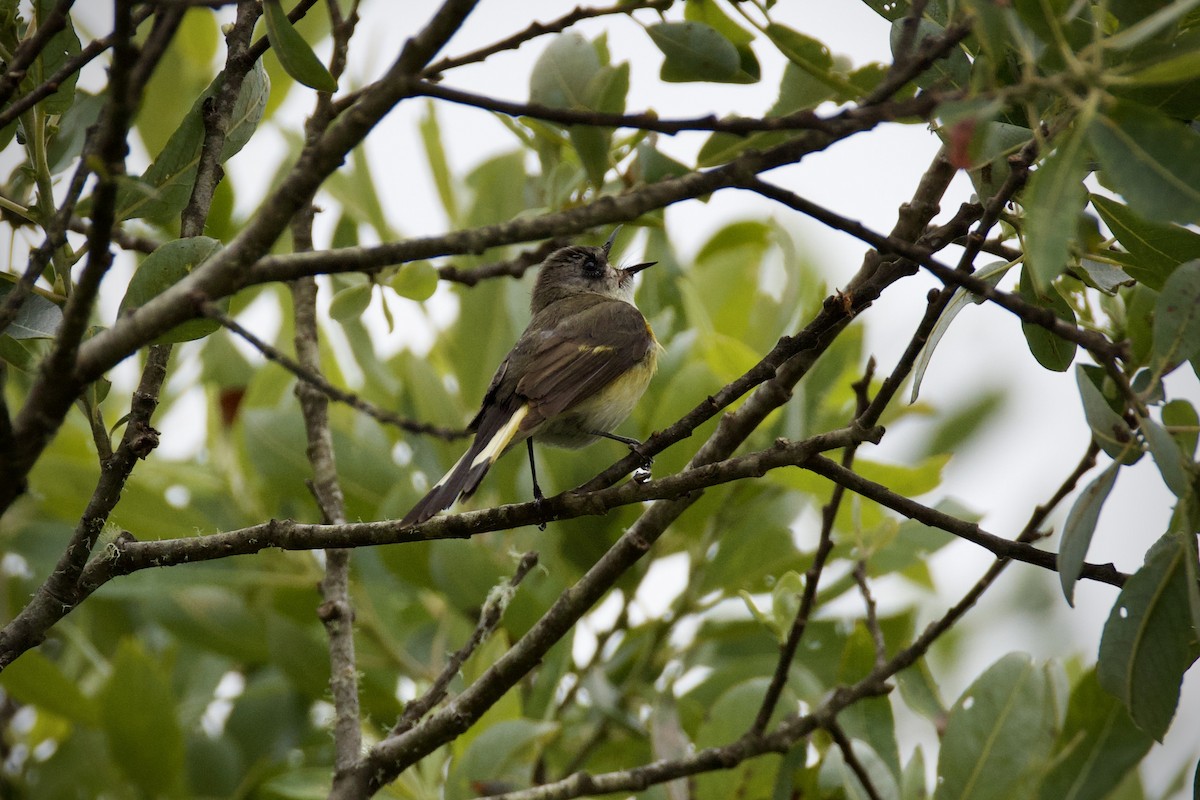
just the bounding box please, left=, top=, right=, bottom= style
left=589, top=430, right=653, bottom=483
left=527, top=438, right=547, bottom=530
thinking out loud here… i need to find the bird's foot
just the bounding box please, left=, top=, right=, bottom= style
left=533, top=484, right=547, bottom=531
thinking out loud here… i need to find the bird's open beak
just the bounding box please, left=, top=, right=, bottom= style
left=622, top=261, right=656, bottom=275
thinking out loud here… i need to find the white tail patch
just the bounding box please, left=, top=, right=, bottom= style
left=471, top=404, right=530, bottom=469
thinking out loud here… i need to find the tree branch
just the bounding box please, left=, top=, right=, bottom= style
left=291, top=209, right=362, bottom=777
left=421, top=0, right=671, bottom=78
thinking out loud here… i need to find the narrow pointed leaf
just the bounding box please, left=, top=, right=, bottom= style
left=1151, top=260, right=1200, bottom=371
left=1091, top=195, right=1200, bottom=291
left=0, top=281, right=61, bottom=339
left=0, top=650, right=98, bottom=726
left=1098, top=531, right=1200, bottom=740
left=1019, top=279, right=1077, bottom=371
left=1075, top=365, right=1138, bottom=462
left=1088, top=102, right=1200, bottom=224
left=935, top=653, right=1056, bottom=800
left=99, top=640, right=185, bottom=797
left=1142, top=416, right=1193, bottom=497
left=116, top=62, right=268, bottom=223
left=1025, top=124, right=1090, bottom=293
left=1037, top=669, right=1153, bottom=800
left=1058, top=459, right=1121, bottom=605
left=263, top=0, right=337, bottom=92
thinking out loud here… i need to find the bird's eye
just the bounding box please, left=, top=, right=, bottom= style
left=580, top=254, right=602, bottom=277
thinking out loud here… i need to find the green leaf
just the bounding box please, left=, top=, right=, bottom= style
left=1163, top=398, right=1199, bottom=457
left=99, top=640, right=185, bottom=797
left=1142, top=416, right=1193, bottom=497
left=935, top=653, right=1057, bottom=800
left=1037, top=668, right=1154, bottom=800
left=912, top=260, right=1011, bottom=400
left=696, top=60, right=835, bottom=166
left=263, top=0, right=337, bottom=92
left=901, top=747, right=929, bottom=800
left=1088, top=102, right=1200, bottom=224
left=897, top=659, right=948, bottom=722
left=890, top=18, right=970, bottom=90
left=685, top=0, right=754, bottom=46
left=1025, top=121, right=1091, bottom=294
left=1091, top=195, right=1200, bottom=291
left=648, top=21, right=742, bottom=83
left=922, top=391, right=1007, bottom=457
left=136, top=8, right=219, bottom=158
left=695, top=678, right=789, bottom=799
left=117, top=62, right=269, bottom=224
left=635, top=140, right=691, bottom=184
left=1075, top=365, right=1138, bottom=462
left=390, top=261, right=439, bottom=302
left=25, top=0, right=81, bottom=115
left=569, top=61, right=629, bottom=186
left=1058, top=459, right=1121, bottom=605
left=322, top=146, right=394, bottom=240
left=46, top=90, right=105, bottom=175
left=0, top=649, right=99, bottom=726
left=0, top=280, right=61, bottom=339
left=200, top=329, right=254, bottom=387
left=419, top=102, right=458, bottom=224
left=1019, top=279, right=1078, bottom=371
left=529, top=33, right=600, bottom=108
left=0, top=335, right=35, bottom=371
left=117, top=236, right=223, bottom=343
left=854, top=455, right=950, bottom=497
left=1124, top=45, right=1200, bottom=85
left=1098, top=531, right=1200, bottom=740
left=446, top=719, right=558, bottom=800
left=1151, top=260, right=1200, bottom=371
left=819, top=739, right=901, bottom=800
left=764, top=23, right=843, bottom=93
left=699, top=522, right=803, bottom=596
left=328, top=281, right=373, bottom=321
left=1102, top=0, right=1200, bottom=51
left=1077, top=258, right=1136, bottom=293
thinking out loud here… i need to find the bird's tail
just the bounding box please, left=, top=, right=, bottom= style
left=400, top=404, right=529, bottom=526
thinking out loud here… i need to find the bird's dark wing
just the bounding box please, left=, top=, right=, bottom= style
left=515, top=298, right=653, bottom=426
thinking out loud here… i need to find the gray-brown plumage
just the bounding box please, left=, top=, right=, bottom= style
left=401, top=235, right=657, bottom=526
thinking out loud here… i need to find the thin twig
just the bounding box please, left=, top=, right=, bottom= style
left=421, top=0, right=671, bottom=77
left=391, top=551, right=540, bottom=736
left=0, top=5, right=156, bottom=131
left=438, top=238, right=568, bottom=286
left=0, top=0, right=75, bottom=111
left=743, top=178, right=1125, bottom=364
left=827, top=721, right=885, bottom=800
left=852, top=562, right=887, bottom=672
left=752, top=360, right=876, bottom=735
left=201, top=303, right=469, bottom=439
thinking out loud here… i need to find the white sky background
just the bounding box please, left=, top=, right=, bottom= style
left=10, top=0, right=1200, bottom=795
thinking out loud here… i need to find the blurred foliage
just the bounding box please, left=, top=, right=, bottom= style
left=0, top=0, right=1198, bottom=798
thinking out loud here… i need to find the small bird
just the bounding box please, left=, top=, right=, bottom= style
left=400, top=230, right=658, bottom=526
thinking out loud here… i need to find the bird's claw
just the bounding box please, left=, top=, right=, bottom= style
left=533, top=486, right=548, bottom=531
